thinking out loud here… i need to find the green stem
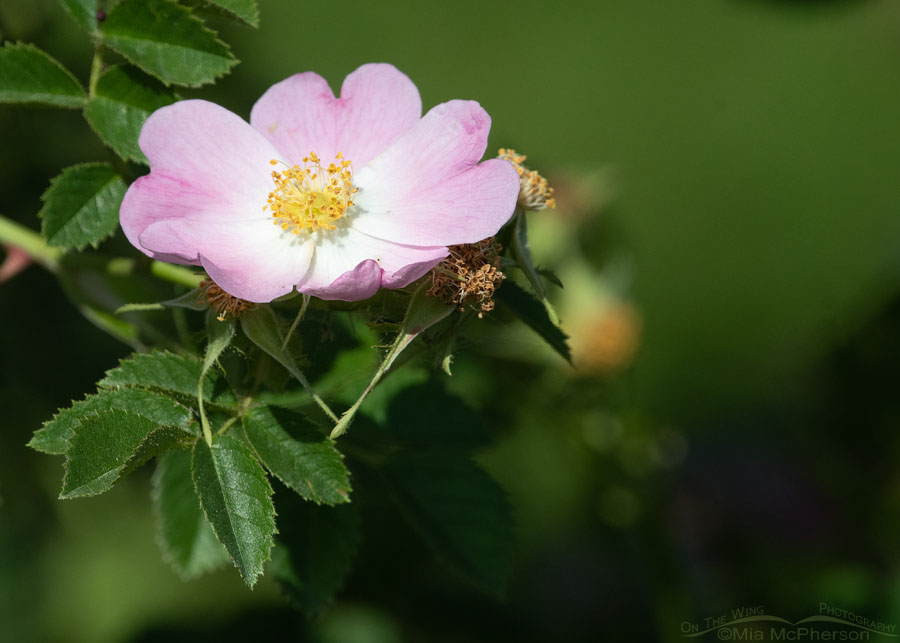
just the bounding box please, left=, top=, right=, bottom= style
left=330, top=287, right=455, bottom=439
left=0, top=215, right=205, bottom=292
left=281, top=294, right=309, bottom=350
left=88, top=46, right=103, bottom=99
left=198, top=385, right=213, bottom=446
left=150, top=261, right=205, bottom=288
left=0, top=215, right=61, bottom=270
left=330, top=329, right=411, bottom=439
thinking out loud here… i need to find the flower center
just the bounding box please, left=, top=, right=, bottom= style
left=265, top=151, right=357, bottom=234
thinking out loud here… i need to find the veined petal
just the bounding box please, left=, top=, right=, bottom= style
left=120, top=100, right=279, bottom=261
left=249, top=63, right=421, bottom=167
left=140, top=218, right=315, bottom=303
left=351, top=100, right=520, bottom=246
left=297, top=226, right=447, bottom=301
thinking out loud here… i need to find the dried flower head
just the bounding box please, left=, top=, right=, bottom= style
left=498, top=148, right=556, bottom=211
left=200, top=279, right=256, bottom=321
left=427, top=238, right=505, bottom=318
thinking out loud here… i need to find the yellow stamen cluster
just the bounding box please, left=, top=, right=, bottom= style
left=200, top=279, right=255, bottom=321
left=427, top=238, right=505, bottom=318
left=498, top=148, right=556, bottom=211
left=265, top=151, right=357, bottom=234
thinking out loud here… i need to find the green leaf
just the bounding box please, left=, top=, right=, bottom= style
left=536, top=267, right=564, bottom=289
left=101, top=0, right=237, bottom=87
left=38, top=163, right=126, bottom=251
left=84, top=65, right=177, bottom=163
left=270, top=501, right=360, bottom=613
left=511, top=211, right=561, bottom=326
left=241, top=306, right=338, bottom=423
left=58, top=0, right=99, bottom=33
left=496, top=281, right=572, bottom=364
left=61, top=410, right=189, bottom=498
left=114, top=287, right=207, bottom=315
left=29, top=387, right=195, bottom=456
left=386, top=452, right=514, bottom=597
left=152, top=449, right=230, bottom=578
left=163, top=287, right=206, bottom=311
left=99, top=351, right=237, bottom=408
left=192, top=435, right=275, bottom=587
left=243, top=405, right=350, bottom=505
left=0, top=42, right=85, bottom=108
left=239, top=306, right=302, bottom=380
left=204, top=0, right=259, bottom=26
left=383, top=381, right=491, bottom=448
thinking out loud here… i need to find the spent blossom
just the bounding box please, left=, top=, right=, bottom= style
left=427, top=237, right=505, bottom=317
left=497, top=148, right=556, bottom=211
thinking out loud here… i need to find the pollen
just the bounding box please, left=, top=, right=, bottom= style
left=427, top=238, right=505, bottom=318
left=264, top=152, right=358, bottom=234
left=498, top=148, right=556, bottom=211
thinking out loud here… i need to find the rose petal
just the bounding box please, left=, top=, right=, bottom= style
left=297, top=225, right=447, bottom=300
left=249, top=63, right=421, bottom=168
left=121, top=100, right=279, bottom=261
left=350, top=100, right=520, bottom=246
left=300, top=259, right=383, bottom=301
left=140, top=218, right=315, bottom=303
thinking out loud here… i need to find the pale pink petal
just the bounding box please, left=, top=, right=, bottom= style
left=249, top=63, right=421, bottom=168
left=301, top=260, right=383, bottom=301
left=121, top=100, right=280, bottom=261
left=350, top=100, right=521, bottom=246
left=297, top=226, right=447, bottom=300
left=140, top=219, right=315, bottom=303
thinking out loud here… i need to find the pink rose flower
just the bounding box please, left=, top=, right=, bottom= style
left=120, top=63, right=520, bottom=302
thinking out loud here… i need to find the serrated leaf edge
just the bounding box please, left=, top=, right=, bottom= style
left=0, top=41, right=86, bottom=107
left=150, top=451, right=229, bottom=580
left=203, top=0, right=260, bottom=27
left=97, top=349, right=239, bottom=409
left=191, top=437, right=277, bottom=587
left=59, top=410, right=188, bottom=499
left=240, top=407, right=352, bottom=506
left=37, top=162, right=125, bottom=251
left=101, top=0, right=238, bottom=88
left=82, top=64, right=179, bottom=164
left=28, top=387, right=196, bottom=455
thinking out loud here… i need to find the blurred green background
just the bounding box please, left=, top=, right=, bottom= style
left=3, top=0, right=900, bottom=641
